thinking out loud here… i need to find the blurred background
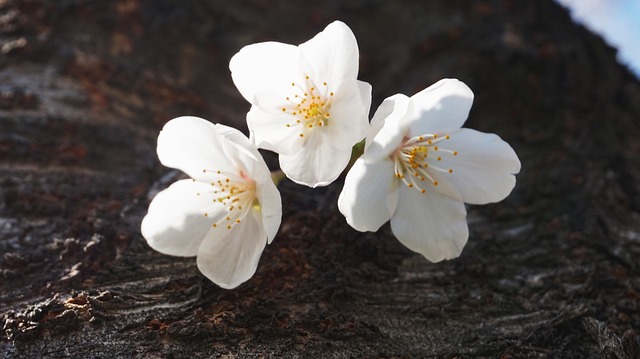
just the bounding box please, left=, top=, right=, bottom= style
left=556, top=0, right=640, bottom=76
left=557, top=0, right=640, bottom=76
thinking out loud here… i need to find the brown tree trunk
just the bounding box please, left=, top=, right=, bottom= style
left=2, top=1, right=639, bottom=357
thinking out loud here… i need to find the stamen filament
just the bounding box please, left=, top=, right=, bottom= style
left=282, top=76, right=333, bottom=135
left=393, top=133, right=457, bottom=193
left=199, top=170, right=257, bottom=230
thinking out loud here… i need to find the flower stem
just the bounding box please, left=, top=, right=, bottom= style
left=347, top=139, right=365, bottom=170
left=270, top=170, right=287, bottom=186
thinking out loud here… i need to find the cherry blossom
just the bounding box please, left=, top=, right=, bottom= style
left=338, top=79, right=521, bottom=262
left=230, top=21, right=371, bottom=187
left=141, top=116, right=281, bottom=289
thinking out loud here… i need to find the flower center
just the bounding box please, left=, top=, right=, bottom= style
left=281, top=75, right=334, bottom=138
left=198, top=168, right=256, bottom=230
left=393, top=133, right=458, bottom=194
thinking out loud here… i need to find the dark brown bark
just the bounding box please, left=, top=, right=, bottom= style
left=1, top=0, right=640, bottom=358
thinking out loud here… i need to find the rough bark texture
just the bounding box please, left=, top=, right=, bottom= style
left=2, top=0, right=640, bottom=358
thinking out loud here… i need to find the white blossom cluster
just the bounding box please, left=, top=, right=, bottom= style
left=141, top=22, right=521, bottom=289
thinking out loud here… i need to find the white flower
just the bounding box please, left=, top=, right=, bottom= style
left=230, top=21, right=372, bottom=188
left=141, top=116, right=282, bottom=289
left=338, top=79, right=521, bottom=262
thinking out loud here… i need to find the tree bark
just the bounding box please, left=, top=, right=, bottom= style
left=1, top=0, right=639, bottom=358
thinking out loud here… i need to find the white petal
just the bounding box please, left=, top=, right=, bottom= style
left=390, top=186, right=468, bottom=262
left=157, top=116, right=235, bottom=181
left=247, top=92, right=304, bottom=154
left=230, top=42, right=299, bottom=103
left=197, top=210, right=267, bottom=289
left=357, top=80, right=374, bottom=135
left=214, top=123, right=282, bottom=244
left=211, top=123, right=282, bottom=244
left=430, top=128, right=521, bottom=204
left=408, top=79, right=474, bottom=137
left=255, top=174, right=282, bottom=244
left=214, top=123, right=270, bottom=177
left=278, top=131, right=350, bottom=187
left=298, top=21, right=359, bottom=86
left=325, top=79, right=371, bottom=150
left=338, top=158, right=398, bottom=232
left=364, top=94, right=413, bottom=163
left=141, top=179, right=226, bottom=257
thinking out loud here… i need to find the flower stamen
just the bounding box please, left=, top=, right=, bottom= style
left=393, top=133, right=457, bottom=193
left=282, top=75, right=333, bottom=135
left=199, top=168, right=256, bottom=230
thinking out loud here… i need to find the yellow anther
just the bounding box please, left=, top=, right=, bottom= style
left=284, top=75, right=334, bottom=137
